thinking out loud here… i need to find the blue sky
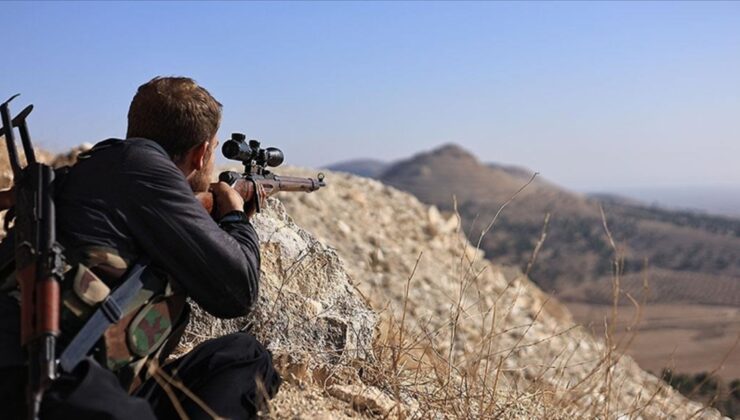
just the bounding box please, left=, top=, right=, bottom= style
left=3, top=1, right=739, bottom=191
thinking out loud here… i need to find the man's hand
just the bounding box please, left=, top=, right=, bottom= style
left=208, top=181, right=267, bottom=220
left=210, top=182, right=245, bottom=220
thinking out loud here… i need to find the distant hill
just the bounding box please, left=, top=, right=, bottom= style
left=377, top=144, right=740, bottom=305
left=325, top=158, right=389, bottom=178
left=597, top=186, right=740, bottom=218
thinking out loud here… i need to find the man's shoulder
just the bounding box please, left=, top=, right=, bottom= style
left=80, top=138, right=176, bottom=174
left=64, top=138, right=184, bottom=199
left=82, top=138, right=168, bottom=160
left=121, top=139, right=182, bottom=179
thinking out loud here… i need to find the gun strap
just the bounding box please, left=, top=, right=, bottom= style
left=58, top=259, right=151, bottom=373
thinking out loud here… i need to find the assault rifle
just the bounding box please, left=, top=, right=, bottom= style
left=0, top=95, right=64, bottom=420
left=197, top=133, right=326, bottom=214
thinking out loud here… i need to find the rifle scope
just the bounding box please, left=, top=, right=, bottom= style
left=222, top=133, right=284, bottom=168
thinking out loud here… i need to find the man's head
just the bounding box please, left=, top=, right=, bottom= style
left=127, top=76, right=221, bottom=191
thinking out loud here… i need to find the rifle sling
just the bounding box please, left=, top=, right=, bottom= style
left=58, top=259, right=151, bottom=373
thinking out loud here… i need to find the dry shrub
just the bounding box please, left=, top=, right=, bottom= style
left=278, top=167, right=721, bottom=419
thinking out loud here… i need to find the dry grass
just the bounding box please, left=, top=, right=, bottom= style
left=297, top=182, right=669, bottom=419
left=269, top=167, right=727, bottom=419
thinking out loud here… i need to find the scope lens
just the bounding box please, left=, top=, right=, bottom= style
left=265, top=147, right=284, bottom=167
left=222, top=140, right=243, bottom=160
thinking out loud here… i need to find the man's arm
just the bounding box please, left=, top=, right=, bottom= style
left=121, top=141, right=260, bottom=319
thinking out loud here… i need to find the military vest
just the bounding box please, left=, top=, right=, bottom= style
left=58, top=245, right=188, bottom=391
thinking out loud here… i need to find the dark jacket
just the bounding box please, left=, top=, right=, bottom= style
left=0, top=137, right=271, bottom=420
left=54, top=137, right=261, bottom=319
left=1, top=137, right=261, bottom=370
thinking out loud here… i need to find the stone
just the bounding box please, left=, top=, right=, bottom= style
left=327, top=384, right=400, bottom=417
left=181, top=198, right=378, bottom=374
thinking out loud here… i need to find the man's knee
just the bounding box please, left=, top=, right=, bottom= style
left=173, top=331, right=281, bottom=396
left=150, top=332, right=281, bottom=419
left=205, top=332, right=282, bottom=396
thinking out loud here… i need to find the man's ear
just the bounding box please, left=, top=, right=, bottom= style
left=189, top=141, right=210, bottom=171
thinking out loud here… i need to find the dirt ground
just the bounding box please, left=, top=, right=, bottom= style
left=568, top=302, right=740, bottom=380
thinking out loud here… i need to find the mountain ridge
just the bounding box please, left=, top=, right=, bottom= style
left=326, top=144, right=739, bottom=220
left=326, top=143, right=740, bottom=383
left=374, top=144, right=740, bottom=291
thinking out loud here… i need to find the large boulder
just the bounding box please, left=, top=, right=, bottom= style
left=181, top=198, right=377, bottom=378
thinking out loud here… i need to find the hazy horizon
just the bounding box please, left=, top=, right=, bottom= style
left=321, top=147, right=740, bottom=218
left=602, top=185, right=740, bottom=218
left=3, top=2, right=739, bottom=194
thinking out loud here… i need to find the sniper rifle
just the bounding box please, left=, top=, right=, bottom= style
left=196, top=132, right=326, bottom=214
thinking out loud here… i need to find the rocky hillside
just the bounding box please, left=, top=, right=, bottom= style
left=328, top=145, right=740, bottom=393
left=368, top=144, right=740, bottom=307
left=0, top=144, right=722, bottom=418
left=268, top=166, right=720, bottom=418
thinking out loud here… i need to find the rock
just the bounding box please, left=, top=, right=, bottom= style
left=337, top=220, right=352, bottom=235
left=181, top=198, right=378, bottom=374
left=441, top=213, right=459, bottom=234
left=327, top=384, right=401, bottom=417
left=425, top=205, right=443, bottom=236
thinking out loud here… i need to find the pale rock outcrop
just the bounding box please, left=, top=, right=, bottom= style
left=181, top=198, right=377, bottom=376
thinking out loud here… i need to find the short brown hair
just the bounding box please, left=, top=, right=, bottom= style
left=127, top=77, right=222, bottom=161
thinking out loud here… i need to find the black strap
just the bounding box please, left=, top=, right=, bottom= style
left=59, top=259, right=151, bottom=373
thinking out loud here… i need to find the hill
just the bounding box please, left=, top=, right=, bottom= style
left=598, top=186, right=740, bottom=218
left=355, top=144, right=740, bottom=381
left=375, top=144, right=740, bottom=300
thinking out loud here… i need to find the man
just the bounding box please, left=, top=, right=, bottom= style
left=0, top=77, right=281, bottom=419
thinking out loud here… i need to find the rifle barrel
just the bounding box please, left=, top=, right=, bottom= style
left=269, top=175, right=326, bottom=193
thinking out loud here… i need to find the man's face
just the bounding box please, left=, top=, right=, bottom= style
left=188, top=137, right=218, bottom=193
